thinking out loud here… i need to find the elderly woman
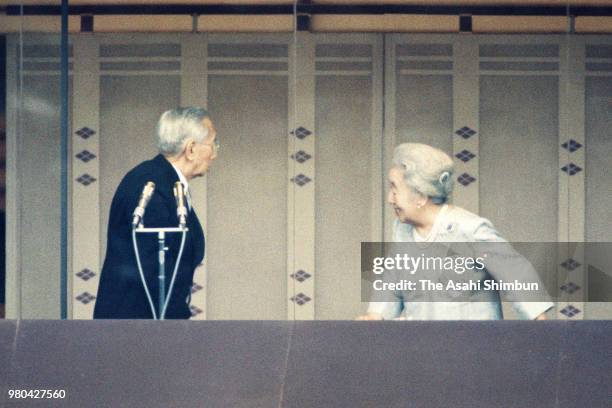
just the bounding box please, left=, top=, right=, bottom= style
left=359, top=143, right=553, bottom=320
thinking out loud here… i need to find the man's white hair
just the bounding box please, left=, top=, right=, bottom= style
left=157, top=107, right=210, bottom=156
left=392, top=143, right=455, bottom=204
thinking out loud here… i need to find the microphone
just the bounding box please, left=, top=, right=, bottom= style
left=132, top=181, right=156, bottom=227
left=173, top=181, right=188, bottom=228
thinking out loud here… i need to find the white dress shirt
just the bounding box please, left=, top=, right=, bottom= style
left=170, top=163, right=191, bottom=210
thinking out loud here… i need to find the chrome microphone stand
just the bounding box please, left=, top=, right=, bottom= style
left=132, top=181, right=189, bottom=320
left=133, top=224, right=188, bottom=320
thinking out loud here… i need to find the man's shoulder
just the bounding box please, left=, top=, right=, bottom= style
left=126, top=155, right=162, bottom=176
left=120, top=155, right=168, bottom=187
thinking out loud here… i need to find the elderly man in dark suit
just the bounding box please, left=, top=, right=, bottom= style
left=94, top=107, right=218, bottom=319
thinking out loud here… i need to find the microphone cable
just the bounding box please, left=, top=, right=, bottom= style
left=161, top=229, right=187, bottom=319
left=130, top=180, right=189, bottom=319
left=132, top=226, right=188, bottom=319
left=132, top=227, right=158, bottom=319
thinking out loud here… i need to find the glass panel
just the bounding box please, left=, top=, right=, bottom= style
left=585, top=76, right=612, bottom=243
left=574, top=2, right=612, bottom=319
left=5, top=0, right=611, bottom=323
left=3, top=2, right=297, bottom=320
left=480, top=35, right=561, bottom=320
left=206, top=72, right=289, bottom=320
left=4, top=2, right=66, bottom=319
left=0, top=34, right=4, bottom=318
left=99, top=23, right=294, bottom=320
left=314, top=52, right=375, bottom=320
left=376, top=32, right=567, bottom=321
left=479, top=75, right=559, bottom=241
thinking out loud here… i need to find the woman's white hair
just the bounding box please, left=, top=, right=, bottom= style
left=392, top=143, right=454, bottom=204
left=157, top=107, right=210, bottom=156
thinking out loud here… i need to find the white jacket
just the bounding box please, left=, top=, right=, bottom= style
left=368, top=206, right=554, bottom=320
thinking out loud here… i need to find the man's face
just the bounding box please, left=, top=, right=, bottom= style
left=191, top=117, right=218, bottom=178
left=387, top=167, right=420, bottom=223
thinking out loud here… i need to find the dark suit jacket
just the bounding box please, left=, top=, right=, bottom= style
left=94, top=154, right=205, bottom=319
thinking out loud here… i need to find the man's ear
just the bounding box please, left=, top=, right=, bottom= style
left=184, top=138, right=196, bottom=160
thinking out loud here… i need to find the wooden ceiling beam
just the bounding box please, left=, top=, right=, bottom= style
left=5, top=3, right=612, bottom=16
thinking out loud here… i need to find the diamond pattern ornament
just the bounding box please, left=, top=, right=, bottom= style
left=290, top=270, right=312, bottom=282
left=191, top=283, right=203, bottom=294
left=76, top=292, right=96, bottom=305
left=292, top=127, right=312, bottom=140
left=457, top=173, right=476, bottom=187
left=75, top=150, right=97, bottom=163
left=561, top=163, right=582, bottom=176
left=561, top=258, right=581, bottom=271
left=560, top=282, right=581, bottom=294
left=76, top=174, right=97, bottom=186
left=560, top=305, right=581, bottom=318
left=75, top=127, right=96, bottom=139
left=455, top=126, right=477, bottom=139
left=291, top=150, right=312, bottom=163
left=291, top=293, right=312, bottom=306
left=76, top=268, right=96, bottom=281
left=190, top=305, right=203, bottom=317
left=561, top=139, right=583, bottom=153
left=455, top=149, right=476, bottom=163
left=291, top=174, right=311, bottom=187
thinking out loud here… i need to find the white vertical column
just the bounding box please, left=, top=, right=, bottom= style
left=383, top=34, right=397, bottom=242
left=72, top=35, right=101, bottom=319
left=5, top=35, right=21, bottom=318
left=180, top=34, right=209, bottom=319
left=452, top=35, right=480, bottom=214
left=287, top=32, right=316, bottom=320
left=557, top=37, right=586, bottom=320
left=371, top=35, right=384, bottom=243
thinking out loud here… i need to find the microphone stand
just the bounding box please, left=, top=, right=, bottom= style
left=133, top=224, right=188, bottom=320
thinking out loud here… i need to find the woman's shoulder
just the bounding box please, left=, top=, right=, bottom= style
left=446, top=205, right=485, bottom=223
left=441, top=205, right=498, bottom=239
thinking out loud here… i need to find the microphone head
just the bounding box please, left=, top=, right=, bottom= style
left=173, top=181, right=183, bottom=194
left=173, top=181, right=188, bottom=227
left=143, top=181, right=155, bottom=196
left=142, top=181, right=156, bottom=204
left=132, top=181, right=156, bottom=227
left=174, top=181, right=185, bottom=204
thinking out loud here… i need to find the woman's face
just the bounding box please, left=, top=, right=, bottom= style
left=387, top=167, right=422, bottom=224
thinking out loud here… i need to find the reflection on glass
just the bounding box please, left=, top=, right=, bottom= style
left=5, top=3, right=65, bottom=319
left=570, top=2, right=612, bottom=319
left=3, top=2, right=611, bottom=321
